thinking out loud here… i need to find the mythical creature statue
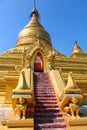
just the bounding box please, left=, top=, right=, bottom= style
left=15, top=97, right=27, bottom=120
left=69, top=96, right=80, bottom=119
left=64, top=96, right=80, bottom=119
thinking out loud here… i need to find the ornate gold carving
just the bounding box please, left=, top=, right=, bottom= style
left=59, top=72, right=83, bottom=119
left=15, top=67, right=30, bottom=90
left=12, top=67, right=35, bottom=120
left=64, top=72, right=80, bottom=92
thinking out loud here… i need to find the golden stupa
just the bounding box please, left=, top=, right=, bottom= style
left=16, top=7, right=52, bottom=47
left=0, top=3, right=87, bottom=130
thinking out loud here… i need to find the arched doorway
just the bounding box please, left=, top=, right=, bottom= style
left=34, top=52, right=43, bottom=72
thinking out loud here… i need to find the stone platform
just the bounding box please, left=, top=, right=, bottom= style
left=0, top=103, right=34, bottom=130
left=63, top=114, right=87, bottom=130
left=1, top=106, right=34, bottom=128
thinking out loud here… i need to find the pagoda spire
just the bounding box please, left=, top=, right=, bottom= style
left=73, top=40, right=83, bottom=54
left=30, top=0, right=39, bottom=19
left=16, top=0, right=52, bottom=46
left=70, top=40, right=84, bottom=57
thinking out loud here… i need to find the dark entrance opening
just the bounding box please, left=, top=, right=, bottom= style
left=34, top=53, right=43, bottom=72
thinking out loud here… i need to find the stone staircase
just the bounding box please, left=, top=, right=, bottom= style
left=34, top=72, right=67, bottom=130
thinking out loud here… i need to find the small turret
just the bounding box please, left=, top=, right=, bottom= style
left=70, top=41, right=84, bottom=57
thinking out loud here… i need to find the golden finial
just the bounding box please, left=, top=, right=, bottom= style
left=30, top=0, right=39, bottom=18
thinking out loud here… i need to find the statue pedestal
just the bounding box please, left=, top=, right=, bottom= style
left=7, top=119, right=34, bottom=128
left=12, top=90, right=35, bottom=111
left=1, top=90, right=35, bottom=128
left=68, top=117, right=87, bottom=126
left=12, top=90, right=35, bottom=120
left=63, top=114, right=87, bottom=130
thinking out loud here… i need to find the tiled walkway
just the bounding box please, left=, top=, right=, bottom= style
left=0, top=103, right=12, bottom=125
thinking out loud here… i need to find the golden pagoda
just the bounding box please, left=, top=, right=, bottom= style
left=0, top=2, right=87, bottom=130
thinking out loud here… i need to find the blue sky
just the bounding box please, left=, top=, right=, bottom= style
left=0, top=0, right=87, bottom=56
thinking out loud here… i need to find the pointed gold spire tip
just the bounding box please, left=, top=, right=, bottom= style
left=30, top=0, right=39, bottom=18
